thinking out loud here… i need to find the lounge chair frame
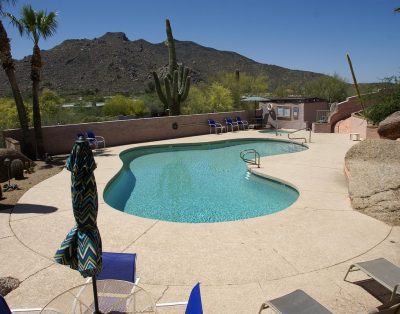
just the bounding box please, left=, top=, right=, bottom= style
left=258, top=289, right=332, bottom=314
left=344, top=258, right=400, bottom=307
left=208, top=119, right=224, bottom=134
left=225, top=117, right=239, bottom=132
left=236, top=116, right=249, bottom=130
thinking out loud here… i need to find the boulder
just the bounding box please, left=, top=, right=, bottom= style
left=0, top=149, right=32, bottom=182
left=378, top=111, right=400, bottom=140
left=0, top=277, right=20, bottom=296
left=345, top=139, right=400, bottom=225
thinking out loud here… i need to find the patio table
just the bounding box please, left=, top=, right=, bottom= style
left=39, top=279, right=155, bottom=313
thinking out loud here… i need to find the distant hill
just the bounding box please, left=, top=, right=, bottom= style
left=0, top=32, right=326, bottom=96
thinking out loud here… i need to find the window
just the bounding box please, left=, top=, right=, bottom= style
left=277, top=106, right=291, bottom=120
left=293, top=107, right=299, bottom=120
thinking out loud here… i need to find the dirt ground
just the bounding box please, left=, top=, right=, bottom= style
left=0, top=155, right=67, bottom=211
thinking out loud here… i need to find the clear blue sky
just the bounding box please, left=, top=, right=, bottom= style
left=3, top=0, right=399, bottom=83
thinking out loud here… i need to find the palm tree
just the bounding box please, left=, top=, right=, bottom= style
left=0, top=0, right=34, bottom=157
left=8, top=5, right=57, bottom=158
left=395, top=8, right=400, bottom=13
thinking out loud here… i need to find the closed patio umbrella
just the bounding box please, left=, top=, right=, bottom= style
left=241, top=96, right=268, bottom=118
left=54, top=137, right=102, bottom=313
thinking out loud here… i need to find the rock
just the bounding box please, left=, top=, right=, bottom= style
left=0, top=277, right=20, bottom=296
left=378, top=111, right=400, bottom=140
left=345, top=139, right=400, bottom=225
left=0, top=149, right=33, bottom=182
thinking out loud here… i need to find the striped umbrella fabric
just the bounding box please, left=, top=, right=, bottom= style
left=54, top=138, right=102, bottom=278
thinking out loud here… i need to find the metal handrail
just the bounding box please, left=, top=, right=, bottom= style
left=240, top=149, right=260, bottom=168
left=287, top=127, right=311, bottom=144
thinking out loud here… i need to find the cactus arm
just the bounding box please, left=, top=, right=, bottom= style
left=172, top=70, right=178, bottom=104
left=178, top=64, right=184, bottom=87
left=166, top=19, right=177, bottom=76
left=180, top=76, right=191, bottom=102
left=152, top=72, right=168, bottom=108
left=164, top=77, right=173, bottom=108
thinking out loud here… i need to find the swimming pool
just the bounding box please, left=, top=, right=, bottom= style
left=104, top=139, right=306, bottom=223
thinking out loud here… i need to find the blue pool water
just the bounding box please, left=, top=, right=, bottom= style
left=104, top=139, right=306, bottom=223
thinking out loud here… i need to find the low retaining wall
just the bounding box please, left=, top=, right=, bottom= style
left=2, top=111, right=252, bottom=155
left=335, top=114, right=380, bottom=139
left=329, top=96, right=363, bottom=132
left=312, top=122, right=331, bottom=133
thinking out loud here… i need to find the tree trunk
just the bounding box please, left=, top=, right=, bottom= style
left=31, top=44, right=45, bottom=159
left=0, top=20, right=34, bottom=158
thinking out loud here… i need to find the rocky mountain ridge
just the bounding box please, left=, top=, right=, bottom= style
left=0, top=32, right=324, bottom=96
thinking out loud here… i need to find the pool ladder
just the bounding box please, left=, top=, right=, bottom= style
left=240, top=149, right=260, bottom=168
left=287, top=127, right=311, bottom=144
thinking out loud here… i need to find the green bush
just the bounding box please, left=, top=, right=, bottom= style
left=103, top=95, right=149, bottom=117
left=363, top=78, right=400, bottom=124
left=182, top=86, right=209, bottom=114
left=209, top=83, right=234, bottom=112
left=303, top=73, right=348, bottom=103
left=0, top=98, right=20, bottom=129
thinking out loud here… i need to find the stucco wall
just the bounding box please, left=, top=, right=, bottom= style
left=303, top=101, right=330, bottom=127
left=2, top=110, right=251, bottom=155
left=349, top=115, right=380, bottom=139
left=260, top=102, right=306, bottom=129
left=312, top=123, right=331, bottom=133
left=260, top=101, right=328, bottom=130
left=329, top=96, right=362, bottom=132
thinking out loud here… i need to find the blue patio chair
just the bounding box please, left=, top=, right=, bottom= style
left=97, top=252, right=138, bottom=284
left=225, top=117, right=240, bottom=132
left=236, top=116, right=249, bottom=130
left=86, top=130, right=106, bottom=149
left=77, top=132, right=85, bottom=139
left=156, top=282, right=203, bottom=314
left=207, top=119, right=224, bottom=134
left=0, top=295, right=42, bottom=313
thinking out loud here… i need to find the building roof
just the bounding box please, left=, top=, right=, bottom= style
left=260, top=97, right=327, bottom=103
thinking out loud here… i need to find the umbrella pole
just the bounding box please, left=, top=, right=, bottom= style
left=92, top=276, right=101, bottom=314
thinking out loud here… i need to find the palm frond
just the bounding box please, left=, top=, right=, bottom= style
left=395, top=7, right=400, bottom=13
left=0, top=0, right=16, bottom=16
left=38, top=11, right=58, bottom=40
left=5, top=12, right=24, bottom=36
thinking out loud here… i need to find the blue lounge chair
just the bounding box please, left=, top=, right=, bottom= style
left=225, top=117, right=239, bottom=132
left=86, top=131, right=106, bottom=149
left=156, top=282, right=203, bottom=314
left=236, top=116, right=249, bottom=130
left=207, top=119, right=224, bottom=134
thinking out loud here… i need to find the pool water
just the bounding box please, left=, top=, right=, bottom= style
left=104, top=139, right=306, bottom=223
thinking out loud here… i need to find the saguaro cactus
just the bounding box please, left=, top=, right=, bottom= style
left=153, top=19, right=191, bottom=116
left=346, top=53, right=365, bottom=111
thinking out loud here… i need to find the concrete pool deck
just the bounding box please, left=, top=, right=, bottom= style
left=1, top=130, right=399, bottom=313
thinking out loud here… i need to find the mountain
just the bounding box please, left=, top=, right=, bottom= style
left=0, top=32, right=324, bottom=96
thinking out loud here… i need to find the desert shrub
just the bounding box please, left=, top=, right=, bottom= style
left=303, top=73, right=348, bottom=103
left=208, top=83, right=234, bottom=112
left=40, top=89, right=64, bottom=125
left=363, top=77, right=400, bottom=124
left=182, top=86, right=210, bottom=114
left=103, top=95, right=149, bottom=117
left=0, top=98, right=20, bottom=129
left=216, top=72, right=268, bottom=109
